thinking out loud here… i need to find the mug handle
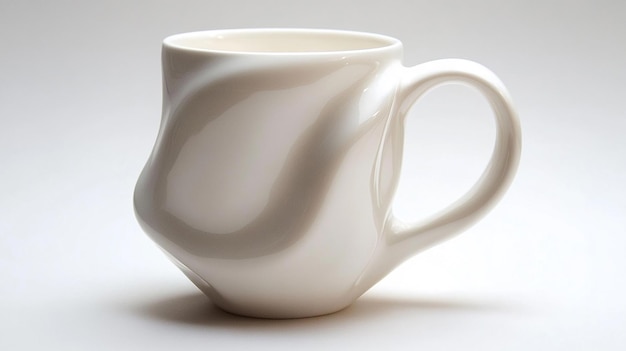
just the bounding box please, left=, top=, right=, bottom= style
left=382, top=59, right=521, bottom=261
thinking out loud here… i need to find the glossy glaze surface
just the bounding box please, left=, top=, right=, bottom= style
left=134, top=29, right=521, bottom=318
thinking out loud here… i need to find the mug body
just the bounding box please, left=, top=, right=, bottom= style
left=134, top=29, right=404, bottom=317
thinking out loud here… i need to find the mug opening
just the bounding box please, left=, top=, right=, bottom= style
left=164, top=29, right=400, bottom=54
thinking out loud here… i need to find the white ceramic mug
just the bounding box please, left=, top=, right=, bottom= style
left=134, top=28, right=521, bottom=318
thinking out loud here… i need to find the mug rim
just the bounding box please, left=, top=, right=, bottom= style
left=163, top=28, right=403, bottom=56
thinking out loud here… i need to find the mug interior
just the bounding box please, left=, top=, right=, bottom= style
left=164, top=29, right=399, bottom=54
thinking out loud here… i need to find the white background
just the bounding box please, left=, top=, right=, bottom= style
left=1, top=0, right=625, bottom=349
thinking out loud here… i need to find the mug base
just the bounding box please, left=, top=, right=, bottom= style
left=172, top=255, right=355, bottom=319
left=212, top=300, right=354, bottom=319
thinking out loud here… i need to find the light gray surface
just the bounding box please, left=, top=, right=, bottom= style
left=1, top=1, right=625, bottom=349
